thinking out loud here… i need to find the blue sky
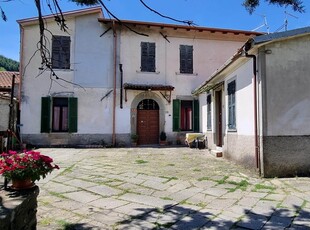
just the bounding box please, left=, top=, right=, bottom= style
left=1, top=0, right=310, bottom=61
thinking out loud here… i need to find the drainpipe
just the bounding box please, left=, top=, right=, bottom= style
left=245, top=53, right=261, bottom=175
left=112, top=22, right=117, bottom=146
left=119, top=64, right=123, bottom=109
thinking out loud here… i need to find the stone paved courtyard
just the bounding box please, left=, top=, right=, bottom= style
left=36, top=147, right=310, bottom=229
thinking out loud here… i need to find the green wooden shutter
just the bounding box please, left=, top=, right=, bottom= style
left=68, top=97, right=78, bottom=133
left=41, top=97, right=51, bottom=133
left=173, top=99, right=180, bottom=132
left=193, top=100, right=199, bottom=132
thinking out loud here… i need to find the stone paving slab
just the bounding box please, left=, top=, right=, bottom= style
left=63, top=191, right=102, bottom=203
left=34, top=148, right=310, bottom=229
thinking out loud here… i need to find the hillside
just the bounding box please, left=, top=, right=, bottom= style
left=0, top=55, right=19, bottom=71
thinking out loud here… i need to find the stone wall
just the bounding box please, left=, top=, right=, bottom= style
left=0, top=184, right=39, bottom=230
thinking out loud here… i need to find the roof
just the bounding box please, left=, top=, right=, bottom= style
left=17, top=6, right=103, bottom=26
left=0, top=71, right=20, bottom=89
left=193, top=26, right=310, bottom=95
left=252, top=26, right=310, bottom=45
left=123, top=83, right=174, bottom=91
left=98, top=18, right=262, bottom=37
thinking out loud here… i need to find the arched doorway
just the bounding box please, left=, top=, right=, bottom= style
left=137, top=99, right=159, bottom=145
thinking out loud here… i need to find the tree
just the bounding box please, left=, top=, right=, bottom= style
left=243, top=0, right=304, bottom=14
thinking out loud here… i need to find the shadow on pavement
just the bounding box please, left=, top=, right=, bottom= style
left=113, top=204, right=309, bottom=229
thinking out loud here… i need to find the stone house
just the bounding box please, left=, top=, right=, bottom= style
left=193, top=27, right=310, bottom=177
left=18, top=7, right=259, bottom=147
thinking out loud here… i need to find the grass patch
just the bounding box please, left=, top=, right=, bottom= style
left=58, top=164, right=75, bottom=176
left=57, top=220, right=75, bottom=230
left=197, top=176, right=209, bottom=181
left=135, top=159, right=148, bottom=164
left=167, top=163, right=175, bottom=166
left=49, top=191, right=67, bottom=199
left=253, top=183, right=276, bottom=191
left=227, top=180, right=249, bottom=192
left=216, top=176, right=229, bottom=184
left=161, top=196, right=173, bottom=201
left=160, top=176, right=178, bottom=183
left=193, top=168, right=201, bottom=172
left=39, top=218, right=52, bottom=226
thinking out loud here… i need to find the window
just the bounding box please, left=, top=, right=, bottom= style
left=180, top=45, right=193, bottom=74
left=41, top=97, right=77, bottom=133
left=52, top=35, right=71, bottom=69
left=227, top=80, right=236, bottom=130
left=52, top=98, right=68, bottom=132
left=207, top=94, right=212, bottom=130
left=141, top=42, right=155, bottom=72
left=173, top=99, right=199, bottom=132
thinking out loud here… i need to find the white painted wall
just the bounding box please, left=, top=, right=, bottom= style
left=264, top=35, right=310, bottom=136
left=225, top=60, right=254, bottom=136
left=20, top=10, right=255, bottom=145
left=20, top=12, right=115, bottom=135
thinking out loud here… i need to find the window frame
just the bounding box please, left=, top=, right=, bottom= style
left=140, top=42, right=156, bottom=72
left=173, top=99, right=199, bottom=132
left=227, top=80, right=236, bottom=131
left=52, top=35, right=71, bottom=70
left=41, top=97, right=77, bottom=133
left=207, top=94, right=212, bottom=130
left=179, top=45, right=193, bottom=74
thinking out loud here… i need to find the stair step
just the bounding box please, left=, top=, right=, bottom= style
left=210, top=150, right=223, bottom=158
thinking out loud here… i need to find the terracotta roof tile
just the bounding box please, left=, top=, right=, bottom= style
left=0, top=71, right=20, bottom=89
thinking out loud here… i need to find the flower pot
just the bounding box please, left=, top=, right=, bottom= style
left=11, top=178, right=35, bottom=190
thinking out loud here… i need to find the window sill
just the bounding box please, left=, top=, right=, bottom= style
left=51, top=69, right=74, bottom=72
left=175, top=72, right=198, bottom=76
left=228, top=129, right=237, bottom=133
left=136, top=70, right=160, bottom=74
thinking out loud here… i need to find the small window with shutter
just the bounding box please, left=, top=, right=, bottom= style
left=41, top=97, right=78, bottom=133
left=52, top=35, right=71, bottom=69
left=180, top=45, right=193, bottom=74
left=140, top=42, right=156, bottom=72
left=227, top=80, right=236, bottom=130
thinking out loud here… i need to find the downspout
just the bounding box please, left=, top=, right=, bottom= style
left=112, top=22, right=117, bottom=146
left=119, top=64, right=123, bottom=109
left=245, top=52, right=261, bottom=175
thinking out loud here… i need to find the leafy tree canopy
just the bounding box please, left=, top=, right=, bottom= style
left=0, top=55, right=19, bottom=72
left=242, top=0, right=304, bottom=14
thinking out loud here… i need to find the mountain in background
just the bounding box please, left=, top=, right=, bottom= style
left=0, top=55, right=19, bottom=71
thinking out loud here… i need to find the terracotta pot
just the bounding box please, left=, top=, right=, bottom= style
left=11, top=178, right=35, bottom=190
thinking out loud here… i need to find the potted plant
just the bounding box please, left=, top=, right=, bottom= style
left=0, top=150, right=59, bottom=190
left=131, top=134, right=139, bottom=147
left=160, top=131, right=167, bottom=146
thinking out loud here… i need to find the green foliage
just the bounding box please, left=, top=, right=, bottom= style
left=243, top=0, right=305, bottom=14
left=0, top=55, right=19, bottom=71
left=70, top=0, right=99, bottom=6
left=135, top=159, right=148, bottom=164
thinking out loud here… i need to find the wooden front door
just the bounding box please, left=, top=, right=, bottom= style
left=137, top=99, right=159, bottom=145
